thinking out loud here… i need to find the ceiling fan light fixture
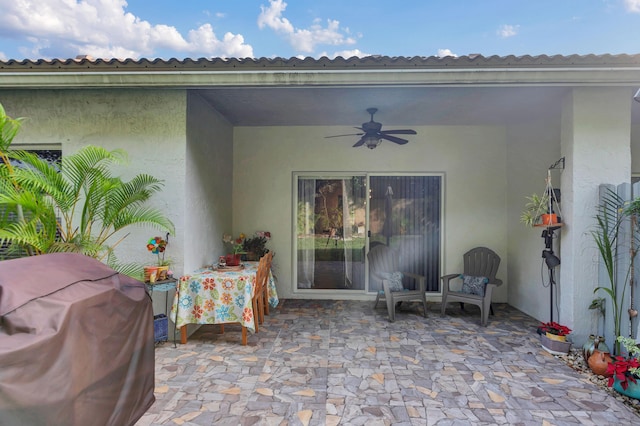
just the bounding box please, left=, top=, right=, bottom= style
left=364, top=135, right=381, bottom=149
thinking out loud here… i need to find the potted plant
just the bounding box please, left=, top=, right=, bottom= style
left=591, top=189, right=636, bottom=355
left=146, top=234, right=171, bottom=281
left=539, top=321, right=573, bottom=355
left=520, top=192, right=557, bottom=227
left=242, top=231, right=271, bottom=261
left=607, top=336, right=640, bottom=399
left=539, top=321, right=572, bottom=342
left=222, top=232, right=246, bottom=266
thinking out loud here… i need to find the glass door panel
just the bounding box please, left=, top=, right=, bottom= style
left=368, top=176, right=441, bottom=293
left=296, top=176, right=366, bottom=290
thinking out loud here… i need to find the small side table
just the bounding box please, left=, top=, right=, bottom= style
left=146, top=278, right=177, bottom=345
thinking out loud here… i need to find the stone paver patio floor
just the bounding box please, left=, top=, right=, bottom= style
left=136, top=299, right=640, bottom=425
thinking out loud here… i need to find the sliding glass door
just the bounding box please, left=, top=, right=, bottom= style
left=294, top=174, right=441, bottom=293
left=368, top=175, right=442, bottom=293
left=296, top=176, right=367, bottom=290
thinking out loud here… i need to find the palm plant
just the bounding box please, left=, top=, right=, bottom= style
left=592, top=188, right=637, bottom=355
left=0, top=103, right=174, bottom=275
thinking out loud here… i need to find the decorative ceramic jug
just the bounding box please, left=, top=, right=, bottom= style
left=583, top=335, right=609, bottom=362
left=582, top=335, right=596, bottom=362
left=588, top=349, right=613, bottom=377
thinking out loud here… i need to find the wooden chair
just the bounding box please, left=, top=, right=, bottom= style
left=251, top=254, right=270, bottom=332
left=440, top=247, right=502, bottom=326
left=368, top=244, right=428, bottom=322
left=262, top=252, right=274, bottom=317
left=217, top=256, right=270, bottom=344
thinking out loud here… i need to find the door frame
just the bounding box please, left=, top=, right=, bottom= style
left=291, top=172, right=445, bottom=298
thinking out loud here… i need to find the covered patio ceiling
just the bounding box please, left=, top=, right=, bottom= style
left=198, top=85, right=640, bottom=127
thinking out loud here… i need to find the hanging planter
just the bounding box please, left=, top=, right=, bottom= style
left=520, top=169, right=563, bottom=228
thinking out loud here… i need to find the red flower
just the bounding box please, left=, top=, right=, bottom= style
left=607, top=356, right=640, bottom=389
left=539, top=321, right=572, bottom=336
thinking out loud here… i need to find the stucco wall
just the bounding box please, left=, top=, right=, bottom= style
left=506, top=120, right=562, bottom=322
left=632, top=125, right=640, bottom=173
left=1, top=89, right=187, bottom=274
left=185, top=91, right=233, bottom=272
left=233, top=125, right=509, bottom=301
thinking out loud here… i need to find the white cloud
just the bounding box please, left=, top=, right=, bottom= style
left=317, top=49, right=370, bottom=59
left=258, top=0, right=356, bottom=54
left=0, top=52, right=6, bottom=61
left=497, top=24, right=519, bottom=38
left=0, top=0, right=253, bottom=59
left=624, top=0, right=640, bottom=12
left=258, top=0, right=294, bottom=33
left=436, top=49, right=457, bottom=58
left=331, top=49, right=370, bottom=59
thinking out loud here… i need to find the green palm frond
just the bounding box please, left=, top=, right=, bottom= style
left=0, top=104, right=24, bottom=153
left=0, top=103, right=173, bottom=276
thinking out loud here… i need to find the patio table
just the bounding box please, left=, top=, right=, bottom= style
left=170, top=261, right=278, bottom=344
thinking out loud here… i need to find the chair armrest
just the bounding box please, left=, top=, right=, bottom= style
left=441, top=273, right=459, bottom=282
left=440, top=273, right=460, bottom=293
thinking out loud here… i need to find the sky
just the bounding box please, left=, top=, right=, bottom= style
left=0, top=0, right=639, bottom=61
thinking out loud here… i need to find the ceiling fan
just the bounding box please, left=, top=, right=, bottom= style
left=325, top=107, right=417, bottom=149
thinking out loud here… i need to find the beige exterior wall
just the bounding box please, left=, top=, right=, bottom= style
left=2, top=89, right=187, bottom=275
left=505, top=120, right=562, bottom=321
left=185, top=91, right=234, bottom=273
left=233, top=125, right=509, bottom=301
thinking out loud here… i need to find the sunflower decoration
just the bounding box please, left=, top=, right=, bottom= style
left=147, top=235, right=168, bottom=265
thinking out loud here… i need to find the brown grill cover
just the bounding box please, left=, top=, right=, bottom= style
left=0, top=253, right=155, bottom=426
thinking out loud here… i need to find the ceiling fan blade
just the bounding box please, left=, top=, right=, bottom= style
left=380, top=129, right=417, bottom=135
left=325, top=132, right=364, bottom=139
left=380, top=134, right=409, bottom=145
left=353, top=136, right=367, bottom=147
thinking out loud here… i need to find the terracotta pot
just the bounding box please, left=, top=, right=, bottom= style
left=540, top=213, right=558, bottom=225
left=143, top=266, right=159, bottom=283
left=588, top=349, right=613, bottom=377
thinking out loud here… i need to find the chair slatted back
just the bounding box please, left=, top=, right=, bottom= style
left=255, top=254, right=269, bottom=296
left=463, top=247, right=500, bottom=282
left=368, top=244, right=399, bottom=280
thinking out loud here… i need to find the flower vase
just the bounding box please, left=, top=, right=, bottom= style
left=613, top=377, right=640, bottom=400
left=225, top=254, right=242, bottom=266
left=245, top=251, right=260, bottom=261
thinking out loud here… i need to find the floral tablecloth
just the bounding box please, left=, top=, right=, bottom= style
left=170, top=261, right=278, bottom=333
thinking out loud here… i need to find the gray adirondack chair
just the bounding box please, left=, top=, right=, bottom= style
left=368, top=244, right=428, bottom=322
left=440, top=247, right=502, bottom=326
